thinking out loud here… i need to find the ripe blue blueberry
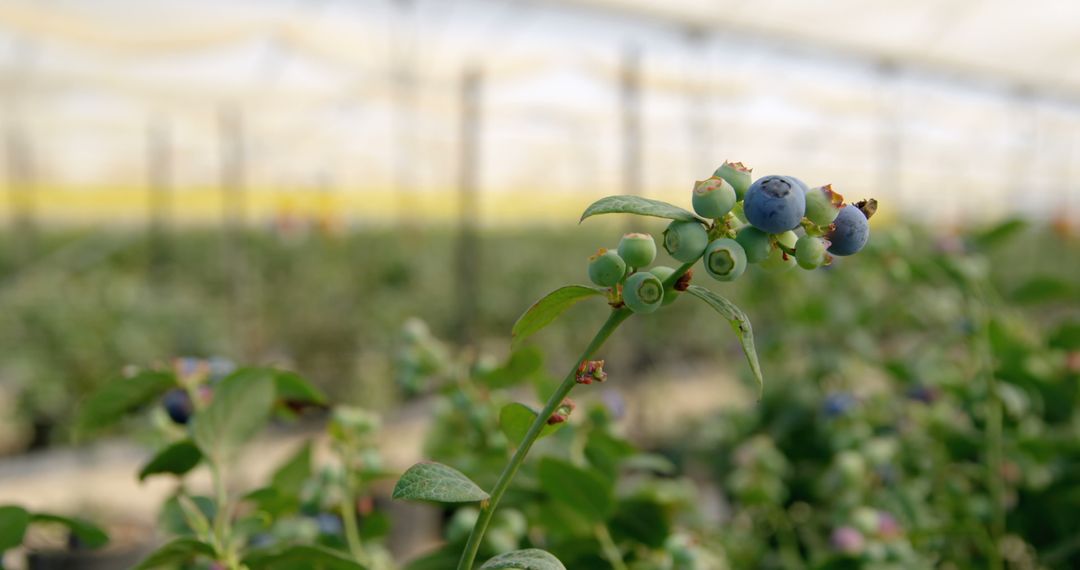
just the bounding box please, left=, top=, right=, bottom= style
left=648, top=265, right=680, bottom=305
left=162, top=388, right=193, bottom=425
left=703, top=238, right=747, bottom=281
left=691, top=177, right=736, bottom=219
left=827, top=204, right=870, bottom=256
left=622, top=271, right=664, bottom=313
left=822, top=392, right=856, bottom=418
left=743, top=175, right=806, bottom=233
left=795, top=236, right=827, bottom=269
left=618, top=233, right=656, bottom=268
left=663, top=220, right=709, bottom=262
left=804, top=184, right=844, bottom=226
left=735, top=226, right=771, bottom=264
left=587, top=248, right=626, bottom=287
left=713, top=161, right=752, bottom=200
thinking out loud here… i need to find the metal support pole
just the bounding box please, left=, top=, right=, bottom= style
left=4, top=121, right=35, bottom=262
left=621, top=45, right=642, bottom=198
left=454, top=67, right=482, bottom=347
left=218, top=104, right=251, bottom=358
left=146, top=116, right=172, bottom=273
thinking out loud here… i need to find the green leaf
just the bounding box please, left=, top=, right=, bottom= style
left=133, top=537, right=215, bottom=569
left=609, top=499, right=670, bottom=549
left=74, top=370, right=176, bottom=438
left=270, top=441, right=312, bottom=496
left=579, top=195, right=703, bottom=224
left=0, top=506, right=30, bottom=551
left=499, top=402, right=564, bottom=446
left=244, top=544, right=366, bottom=569
left=1011, top=276, right=1074, bottom=304
left=30, top=513, right=109, bottom=549
left=139, top=440, right=203, bottom=481
left=480, top=549, right=567, bottom=570
left=1050, top=321, right=1080, bottom=351
left=538, top=457, right=613, bottom=523
left=392, top=462, right=490, bottom=504
left=971, top=218, right=1026, bottom=248
left=192, top=369, right=277, bottom=462
left=480, top=346, right=544, bottom=388
left=686, top=285, right=764, bottom=396
left=273, top=370, right=328, bottom=405
left=512, top=286, right=605, bottom=349
left=584, top=430, right=636, bottom=480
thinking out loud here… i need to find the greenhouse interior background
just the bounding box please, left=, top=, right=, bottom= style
left=0, top=0, right=1078, bottom=569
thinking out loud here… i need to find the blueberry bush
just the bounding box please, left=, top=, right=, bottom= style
left=390, top=163, right=877, bottom=569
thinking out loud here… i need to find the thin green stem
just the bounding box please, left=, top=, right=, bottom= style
left=456, top=307, right=632, bottom=570
left=595, top=524, right=629, bottom=570
left=455, top=260, right=696, bottom=570
left=340, top=484, right=367, bottom=564
left=209, top=462, right=239, bottom=569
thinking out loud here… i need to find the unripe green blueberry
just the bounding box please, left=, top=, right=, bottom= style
left=804, top=184, right=845, bottom=226
left=663, top=220, right=709, bottom=262
left=759, top=244, right=796, bottom=273
left=622, top=271, right=664, bottom=313
left=648, top=265, right=680, bottom=306
left=713, top=161, right=752, bottom=200
left=703, top=238, right=747, bottom=281
left=691, top=177, right=736, bottom=219
left=735, top=226, right=771, bottom=264
left=795, top=236, right=827, bottom=269
left=775, top=230, right=798, bottom=249
left=617, top=233, right=656, bottom=268
left=587, top=248, right=626, bottom=287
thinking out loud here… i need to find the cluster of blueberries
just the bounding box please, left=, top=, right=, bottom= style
left=588, top=161, right=875, bottom=313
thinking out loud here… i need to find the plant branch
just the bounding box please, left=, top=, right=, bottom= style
left=595, top=524, right=629, bottom=570
left=456, top=307, right=632, bottom=570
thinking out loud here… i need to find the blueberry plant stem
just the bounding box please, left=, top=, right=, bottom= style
left=456, top=260, right=696, bottom=570
left=456, top=307, right=632, bottom=570
left=595, top=524, right=629, bottom=570
left=339, top=469, right=367, bottom=565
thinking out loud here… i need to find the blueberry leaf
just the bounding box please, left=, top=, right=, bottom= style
left=271, top=369, right=327, bottom=405
left=29, top=513, right=109, bottom=549
left=392, top=462, right=490, bottom=504
left=0, top=506, right=30, bottom=551
left=579, top=195, right=704, bottom=223
left=686, top=285, right=764, bottom=396
left=480, top=548, right=567, bottom=570
left=74, top=370, right=176, bottom=439
left=538, top=457, right=613, bottom=523
left=192, top=369, right=277, bottom=462
left=499, top=402, right=564, bottom=446
left=479, top=346, right=544, bottom=388
left=512, top=285, right=605, bottom=350
left=133, top=537, right=215, bottom=569
left=243, top=544, right=366, bottom=569
left=138, top=440, right=203, bottom=481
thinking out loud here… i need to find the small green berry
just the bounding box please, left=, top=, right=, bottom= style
left=618, top=233, right=656, bottom=268
left=775, top=230, right=798, bottom=249
left=759, top=244, right=796, bottom=272
left=587, top=248, right=626, bottom=287
left=795, top=236, right=827, bottom=269
left=703, top=238, right=747, bottom=281
left=622, top=271, right=664, bottom=313
left=691, top=177, right=736, bottom=219
left=714, top=161, right=752, bottom=200
left=735, top=226, right=771, bottom=264
left=663, top=220, right=709, bottom=262
left=648, top=265, right=680, bottom=306
left=804, top=184, right=844, bottom=226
